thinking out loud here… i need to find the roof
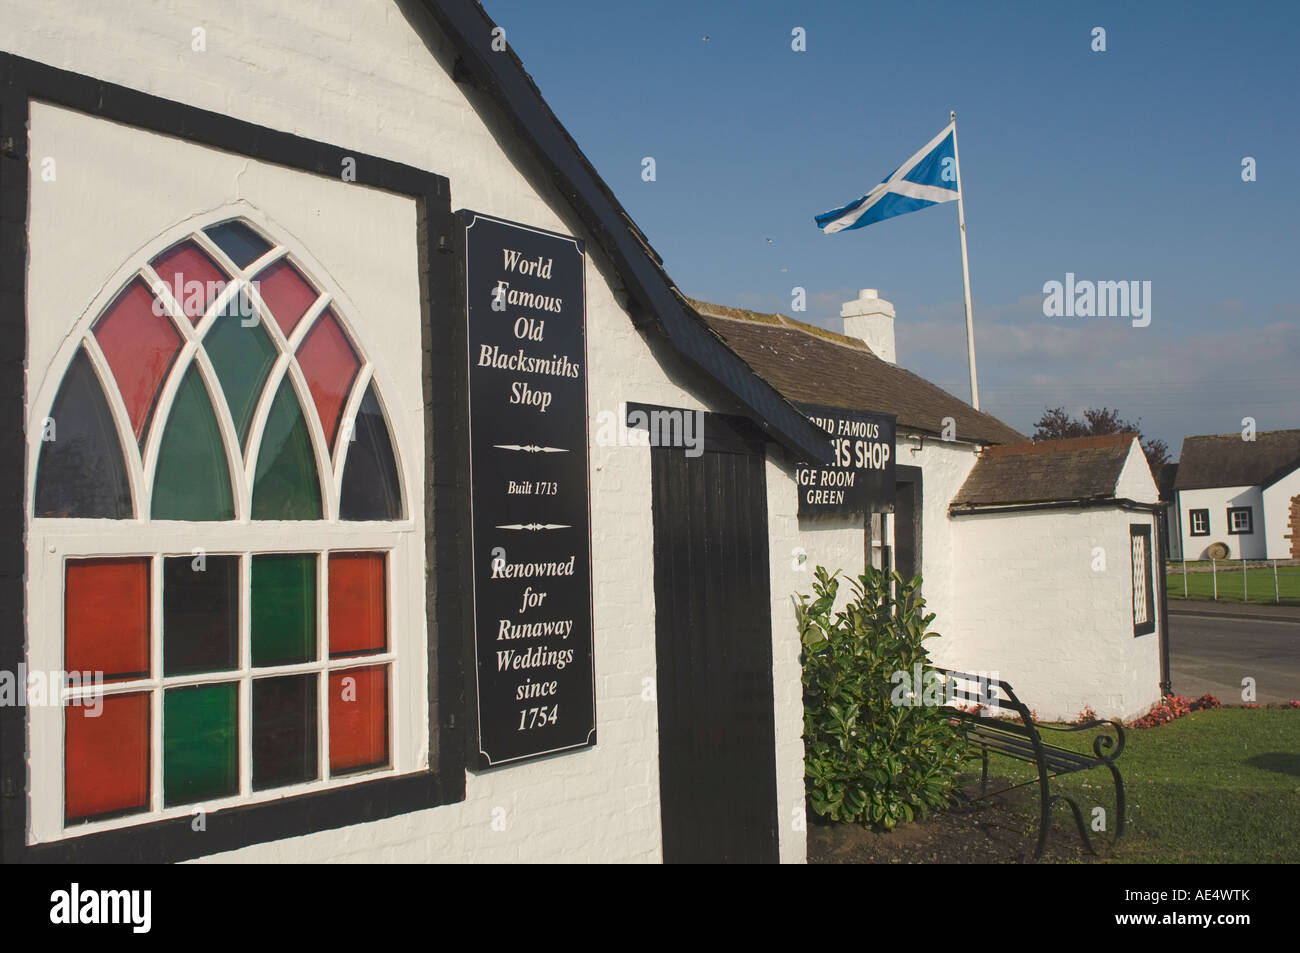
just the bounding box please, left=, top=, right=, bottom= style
left=951, top=433, right=1138, bottom=507
left=688, top=299, right=1025, bottom=446
left=421, top=1, right=832, bottom=463
left=1174, top=429, right=1300, bottom=490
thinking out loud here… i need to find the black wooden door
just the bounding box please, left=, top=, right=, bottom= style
left=894, top=465, right=923, bottom=585
left=649, top=412, right=779, bottom=863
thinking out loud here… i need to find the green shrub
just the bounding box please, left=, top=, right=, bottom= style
left=797, top=566, right=969, bottom=829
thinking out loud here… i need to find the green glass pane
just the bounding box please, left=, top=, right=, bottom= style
left=251, top=379, right=322, bottom=520
left=151, top=365, right=234, bottom=520
left=252, top=554, right=316, bottom=666
left=204, top=293, right=277, bottom=450
left=164, top=682, right=237, bottom=806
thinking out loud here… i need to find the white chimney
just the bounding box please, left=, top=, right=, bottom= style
left=841, top=289, right=896, bottom=363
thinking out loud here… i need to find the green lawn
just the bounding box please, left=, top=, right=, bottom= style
left=971, top=709, right=1300, bottom=863
left=1166, top=564, right=1300, bottom=605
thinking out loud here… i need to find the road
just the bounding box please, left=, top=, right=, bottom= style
left=1169, top=611, right=1300, bottom=704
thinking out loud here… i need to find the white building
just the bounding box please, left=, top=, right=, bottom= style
left=1, top=0, right=1163, bottom=865
left=696, top=296, right=1168, bottom=723
left=1172, top=430, right=1300, bottom=560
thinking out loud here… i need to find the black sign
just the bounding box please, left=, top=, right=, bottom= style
left=461, top=211, right=595, bottom=767
left=794, top=402, right=896, bottom=515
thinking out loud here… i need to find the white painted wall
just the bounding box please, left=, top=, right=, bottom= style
left=1177, top=485, right=1266, bottom=560
left=766, top=451, right=866, bottom=862
left=1260, top=465, right=1300, bottom=559
left=1113, top=438, right=1158, bottom=503
left=7, top=0, right=831, bottom=863
left=4, top=0, right=1174, bottom=861
left=891, top=435, right=980, bottom=642
left=947, top=508, right=1163, bottom=721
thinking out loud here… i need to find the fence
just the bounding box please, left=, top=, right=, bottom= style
left=1167, top=559, right=1300, bottom=605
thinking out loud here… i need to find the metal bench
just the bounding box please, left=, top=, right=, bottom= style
left=933, top=667, right=1126, bottom=858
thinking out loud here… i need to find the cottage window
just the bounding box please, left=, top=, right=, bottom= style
left=1130, top=524, right=1155, bottom=636
left=1188, top=508, right=1209, bottom=536
left=1227, top=507, right=1253, bottom=535
left=28, top=217, right=419, bottom=841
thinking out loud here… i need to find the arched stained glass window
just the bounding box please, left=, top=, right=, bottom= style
left=32, top=216, right=406, bottom=523
left=30, top=213, right=415, bottom=836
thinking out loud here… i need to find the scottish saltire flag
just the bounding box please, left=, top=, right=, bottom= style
left=815, top=123, right=959, bottom=234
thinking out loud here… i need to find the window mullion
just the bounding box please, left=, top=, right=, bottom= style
left=332, top=364, right=373, bottom=489
left=283, top=358, right=338, bottom=521
left=239, top=551, right=253, bottom=796
left=78, top=330, right=148, bottom=520
left=319, top=551, right=331, bottom=779
left=150, top=553, right=164, bottom=814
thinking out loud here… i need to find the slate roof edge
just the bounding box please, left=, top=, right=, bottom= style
left=981, top=432, right=1136, bottom=458
left=688, top=299, right=1026, bottom=445
left=421, top=0, right=834, bottom=463
left=1175, top=458, right=1300, bottom=492
left=688, top=299, right=873, bottom=352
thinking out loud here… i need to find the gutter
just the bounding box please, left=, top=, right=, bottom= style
left=948, top=497, right=1166, bottom=516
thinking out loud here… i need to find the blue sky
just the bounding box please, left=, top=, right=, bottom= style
left=484, top=0, right=1300, bottom=454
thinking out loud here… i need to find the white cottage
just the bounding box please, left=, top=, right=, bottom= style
left=0, top=0, right=1162, bottom=866
left=0, top=0, right=884, bottom=865
left=1171, top=429, right=1300, bottom=560
left=694, top=294, right=1167, bottom=722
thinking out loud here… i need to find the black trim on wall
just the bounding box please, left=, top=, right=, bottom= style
left=1131, top=524, right=1156, bottom=637
left=1154, top=509, right=1172, bottom=695
left=894, top=464, right=923, bottom=587
left=1226, top=506, right=1253, bottom=535
left=1188, top=508, right=1210, bottom=536
left=0, top=53, right=469, bottom=863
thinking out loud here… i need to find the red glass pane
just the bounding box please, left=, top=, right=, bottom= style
left=65, top=557, right=150, bottom=681
left=65, top=691, right=150, bottom=821
left=297, top=311, right=359, bottom=448
left=150, top=241, right=228, bottom=325
left=329, top=553, right=386, bottom=657
left=329, top=665, right=388, bottom=773
left=92, top=278, right=181, bottom=443
left=255, top=259, right=318, bottom=337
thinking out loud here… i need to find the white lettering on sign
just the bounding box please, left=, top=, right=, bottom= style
left=509, top=380, right=553, bottom=413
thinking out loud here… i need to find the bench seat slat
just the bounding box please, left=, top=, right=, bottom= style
left=967, top=731, right=1099, bottom=773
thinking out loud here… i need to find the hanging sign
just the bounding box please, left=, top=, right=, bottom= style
left=794, top=402, right=896, bottom=515
left=461, top=211, right=596, bottom=767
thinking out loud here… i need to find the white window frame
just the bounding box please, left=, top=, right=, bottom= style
left=1189, top=509, right=1209, bottom=536
left=25, top=209, right=427, bottom=845
left=1227, top=507, right=1253, bottom=535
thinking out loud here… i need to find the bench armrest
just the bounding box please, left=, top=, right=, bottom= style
left=1037, top=719, right=1126, bottom=763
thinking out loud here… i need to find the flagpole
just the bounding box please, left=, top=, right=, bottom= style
left=950, top=109, right=980, bottom=410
